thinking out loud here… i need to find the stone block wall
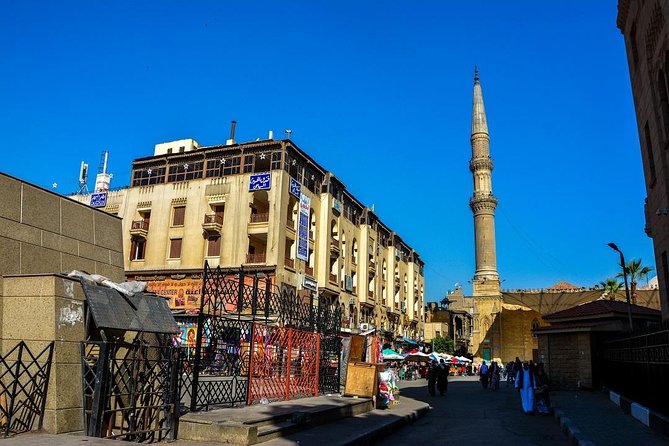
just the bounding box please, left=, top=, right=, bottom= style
left=0, top=173, right=124, bottom=299
left=537, top=331, right=593, bottom=389
left=1, top=275, right=86, bottom=433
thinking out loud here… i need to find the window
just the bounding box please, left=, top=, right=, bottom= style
left=179, top=146, right=185, bottom=153
left=167, top=161, right=203, bottom=182
left=172, top=206, right=186, bottom=226
left=271, top=151, right=282, bottom=170
left=169, top=238, right=182, bottom=258
left=243, top=155, right=254, bottom=173
left=132, top=166, right=166, bottom=186
left=223, top=156, right=241, bottom=175
left=167, top=148, right=173, bottom=154
left=130, top=238, right=145, bottom=261
left=644, top=122, right=657, bottom=186
left=207, top=236, right=221, bottom=257
left=630, top=22, right=639, bottom=68
left=658, top=69, right=669, bottom=139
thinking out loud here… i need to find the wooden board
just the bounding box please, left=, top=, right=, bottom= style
left=349, top=335, right=365, bottom=363
left=344, top=362, right=378, bottom=397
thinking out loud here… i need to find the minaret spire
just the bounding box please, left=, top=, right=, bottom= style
left=469, top=68, right=500, bottom=293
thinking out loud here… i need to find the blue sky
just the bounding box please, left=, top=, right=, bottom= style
left=0, top=1, right=655, bottom=300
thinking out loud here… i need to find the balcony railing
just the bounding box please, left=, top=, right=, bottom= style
left=131, top=220, right=149, bottom=231
left=368, top=290, right=374, bottom=298
left=285, top=258, right=295, bottom=269
left=287, top=218, right=295, bottom=229
left=130, top=220, right=149, bottom=238
left=204, top=214, right=223, bottom=225
left=329, top=273, right=337, bottom=284
left=331, top=237, right=339, bottom=246
left=305, top=266, right=314, bottom=276
left=246, top=253, right=266, bottom=264
left=309, top=230, right=314, bottom=240
left=352, top=287, right=357, bottom=295
left=202, top=213, right=224, bottom=234
left=249, top=213, right=269, bottom=223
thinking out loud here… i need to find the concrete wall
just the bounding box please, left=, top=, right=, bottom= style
left=1, top=275, right=86, bottom=433
left=0, top=173, right=124, bottom=289
left=537, top=331, right=593, bottom=390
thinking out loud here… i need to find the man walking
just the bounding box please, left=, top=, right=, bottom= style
left=515, top=361, right=537, bottom=414
left=427, top=360, right=438, bottom=396
left=437, top=359, right=448, bottom=396
left=479, top=360, right=489, bottom=389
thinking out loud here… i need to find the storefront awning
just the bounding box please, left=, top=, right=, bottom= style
left=403, top=336, right=418, bottom=345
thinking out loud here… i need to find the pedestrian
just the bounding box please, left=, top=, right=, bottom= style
left=515, top=361, right=537, bottom=414
left=427, top=360, right=438, bottom=396
left=535, top=363, right=551, bottom=415
left=437, top=359, right=448, bottom=396
left=479, top=360, right=489, bottom=389
left=489, top=361, right=500, bottom=391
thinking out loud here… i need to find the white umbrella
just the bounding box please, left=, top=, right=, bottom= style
left=456, top=356, right=472, bottom=362
left=383, top=353, right=405, bottom=360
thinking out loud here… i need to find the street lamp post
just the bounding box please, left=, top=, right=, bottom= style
left=607, top=242, right=634, bottom=331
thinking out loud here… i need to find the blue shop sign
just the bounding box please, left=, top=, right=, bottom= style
left=90, top=192, right=108, bottom=208
left=249, top=173, right=271, bottom=191
left=289, top=177, right=301, bottom=198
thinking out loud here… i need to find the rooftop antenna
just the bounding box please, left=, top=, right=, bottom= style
left=94, top=150, right=113, bottom=192
left=284, top=129, right=292, bottom=139
left=78, top=161, right=89, bottom=194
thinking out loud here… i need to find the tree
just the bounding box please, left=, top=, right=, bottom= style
left=432, top=335, right=454, bottom=354
left=616, top=258, right=654, bottom=305
left=599, top=277, right=623, bottom=301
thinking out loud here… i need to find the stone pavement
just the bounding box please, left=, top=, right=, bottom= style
left=2, top=376, right=667, bottom=445
left=550, top=388, right=667, bottom=445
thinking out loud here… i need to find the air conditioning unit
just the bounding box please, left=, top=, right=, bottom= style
left=360, top=323, right=371, bottom=331
left=400, top=303, right=407, bottom=313
left=395, top=248, right=401, bottom=259
left=345, top=275, right=353, bottom=292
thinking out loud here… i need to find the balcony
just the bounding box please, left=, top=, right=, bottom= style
left=330, top=238, right=340, bottom=254
left=250, top=212, right=269, bottom=223
left=352, top=286, right=357, bottom=295
left=202, top=213, right=223, bottom=234
left=286, top=218, right=296, bottom=231
left=245, top=253, right=266, bottom=264
left=329, top=273, right=337, bottom=284
left=285, top=258, right=295, bottom=269
left=367, top=290, right=374, bottom=298
left=130, top=220, right=149, bottom=238
left=305, top=265, right=314, bottom=276
left=309, top=230, right=315, bottom=241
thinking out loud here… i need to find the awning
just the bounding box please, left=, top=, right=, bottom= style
left=403, top=337, right=418, bottom=345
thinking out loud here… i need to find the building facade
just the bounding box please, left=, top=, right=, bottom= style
left=71, top=136, right=425, bottom=340
left=617, top=0, right=669, bottom=321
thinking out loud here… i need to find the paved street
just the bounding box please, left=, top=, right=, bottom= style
left=379, top=376, right=569, bottom=446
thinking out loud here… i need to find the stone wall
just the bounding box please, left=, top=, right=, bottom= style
left=1, top=275, right=86, bottom=433
left=0, top=172, right=124, bottom=292
left=537, top=331, right=593, bottom=389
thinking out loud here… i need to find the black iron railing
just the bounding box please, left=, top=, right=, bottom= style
left=0, top=341, right=54, bottom=437
left=599, top=323, right=669, bottom=415
left=81, top=341, right=180, bottom=441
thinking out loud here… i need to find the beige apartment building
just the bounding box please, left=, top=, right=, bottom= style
left=618, top=0, right=669, bottom=321
left=72, top=136, right=425, bottom=340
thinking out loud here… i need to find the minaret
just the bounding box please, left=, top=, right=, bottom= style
left=469, top=67, right=500, bottom=296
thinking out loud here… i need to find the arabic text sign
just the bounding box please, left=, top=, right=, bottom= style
left=297, top=193, right=310, bottom=261
left=289, top=177, right=301, bottom=198
left=90, top=192, right=108, bottom=208
left=249, top=173, right=271, bottom=191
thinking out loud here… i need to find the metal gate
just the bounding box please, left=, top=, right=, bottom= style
left=247, top=325, right=320, bottom=405
left=185, top=263, right=342, bottom=411
left=81, top=341, right=180, bottom=441
left=0, top=341, right=54, bottom=437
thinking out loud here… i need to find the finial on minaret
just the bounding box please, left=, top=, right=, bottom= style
left=474, top=65, right=479, bottom=83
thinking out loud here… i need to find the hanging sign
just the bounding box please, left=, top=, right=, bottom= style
left=249, top=173, right=271, bottom=191
left=297, top=193, right=310, bottom=261
left=289, top=177, right=301, bottom=198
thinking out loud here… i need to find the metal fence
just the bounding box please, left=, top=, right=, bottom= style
left=599, top=324, right=669, bottom=415
left=184, top=263, right=342, bottom=411
left=81, top=341, right=180, bottom=441
left=0, top=341, right=54, bottom=437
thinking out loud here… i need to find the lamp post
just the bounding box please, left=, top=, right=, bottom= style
left=607, top=242, right=634, bottom=331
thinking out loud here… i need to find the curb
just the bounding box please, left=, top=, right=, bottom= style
left=341, top=403, right=432, bottom=446
left=552, top=407, right=594, bottom=446
left=607, top=390, right=669, bottom=438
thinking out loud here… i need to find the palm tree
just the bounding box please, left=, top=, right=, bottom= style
left=616, top=259, right=654, bottom=305
left=599, top=278, right=623, bottom=301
